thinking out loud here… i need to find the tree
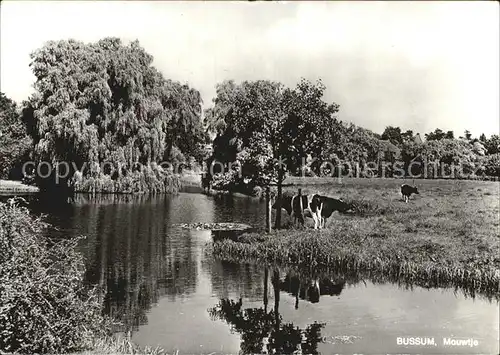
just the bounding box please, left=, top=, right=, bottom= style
left=206, top=79, right=340, bottom=229
left=483, top=153, right=500, bottom=177
left=280, top=79, right=341, bottom=178
left=484, top=134, right=500, bottom=155
left=208, top=268, right=325, bottom=354
left=464, top=130, right=472, bottom=141
left=163, top=84, right=206, bottom=165
left=479, top=133, right=487, bottom=143
left=425, top=128, right=446, bottom=141
left=445, top=130, right=454, bottom=139
left=0, top=93, right=32, bottom=180
left=400, top=140, right=425, bottom=177
left=326, top=123, right=392, bottom=177
left=21, top=38, right=203, bottom=194
left=401, top=130, right=414, bottom=143
left=381, top=126, right=403, bottom=145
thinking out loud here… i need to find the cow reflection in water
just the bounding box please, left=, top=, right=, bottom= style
left=280, top=273, right=346, bottom=309
left=208, top=269, right=325, bottom=355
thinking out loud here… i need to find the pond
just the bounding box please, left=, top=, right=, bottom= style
left=3, top=190, right=498, bottom=354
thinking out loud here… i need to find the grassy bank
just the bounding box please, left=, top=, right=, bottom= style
left=71, top=336, right=165, bottom=355
left=0, top=179, right=39, bottom=193
left=178, top=171, right=202, bottom=187
left=211, top=178, right=500, bottom=298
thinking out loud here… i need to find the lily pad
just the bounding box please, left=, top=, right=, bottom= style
left=323, top=335, right=362, bottom=344
left=175, top=222, right=253, bottom=231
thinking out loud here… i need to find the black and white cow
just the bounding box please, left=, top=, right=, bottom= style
left=401, top=183, right=419, bottom=203
left=316, top=196, right=354, bottom=228
left=273, top=192, right=354, bottom=229
left=280, top=274, right=346, bottom=309
left=272, top=189, right=323, bottom=229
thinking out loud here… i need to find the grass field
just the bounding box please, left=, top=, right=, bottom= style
left=212, top=177, right=500, bottom=298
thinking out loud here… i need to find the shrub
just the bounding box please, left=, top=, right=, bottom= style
left=0, top=201, right=111, bottom=354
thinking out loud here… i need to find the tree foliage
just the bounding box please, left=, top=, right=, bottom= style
left=381, top=126, right=403, bottom=145
left=21, top=38, right=205, bottom=193
left=401, top=129, right=414, bottom=143
left=5, top=36, right=498, bottom=188
left=481, top=153, right=500, bottom=177
left=205, top=79, right=340, bottom=187
left=205, top=77, right=499, bottom=184
left=425, top=128, right=453, bottom=141
left=483, top=134, right=500, bottom=155
left=0, top=93, right=32, bottom=179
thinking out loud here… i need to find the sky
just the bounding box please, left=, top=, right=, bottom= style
left=1, top=1, right=499, bottom=137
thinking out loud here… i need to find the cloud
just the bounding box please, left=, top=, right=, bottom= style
left=1, top=1, right=498, bottom=137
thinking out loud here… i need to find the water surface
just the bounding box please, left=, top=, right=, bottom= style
left=6, top=191, right=499, bottom=354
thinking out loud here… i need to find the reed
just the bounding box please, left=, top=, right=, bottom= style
left=77, top=336, right=166, bottom=355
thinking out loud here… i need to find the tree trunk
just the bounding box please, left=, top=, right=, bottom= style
left=274, top=169, right=283, bottom=229
left=272, top=269, right=280, bottom=330
left=263, top=267, right=268, bottom=313
left=266, top=186, right=272, bottom=233
left=165, top=138, right=174, bottom=162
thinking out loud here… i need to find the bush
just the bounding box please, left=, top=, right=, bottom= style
left=0, top=201, right=111, bottom=354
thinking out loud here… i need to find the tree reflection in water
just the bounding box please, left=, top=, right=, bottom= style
left=279, top=270, right=346, bottom=309
left=208, top=269, right=326, bottom=354
left=77, top=194, right=199, bottom=334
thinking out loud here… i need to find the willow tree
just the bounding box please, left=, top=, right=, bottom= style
left=206, top=79, right=340, bottom=229
left=22, top=38, right=204, bottom=194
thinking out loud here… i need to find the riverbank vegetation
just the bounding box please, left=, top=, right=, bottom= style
left=211, top=178, right=500, bottom=299
left=0, top=180, right=39, bottom=193
left=0, top=201, right=166, bottom=354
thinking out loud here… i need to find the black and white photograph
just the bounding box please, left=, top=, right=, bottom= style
left=0, top=1, right=498, bottom=354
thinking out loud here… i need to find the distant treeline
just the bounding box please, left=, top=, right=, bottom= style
left=203, top=80, right=499, bottom=193
left=0, top=37, right=498, bottom=195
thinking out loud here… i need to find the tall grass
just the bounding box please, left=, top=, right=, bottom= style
left=78, top=336, right=166, bottom=355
